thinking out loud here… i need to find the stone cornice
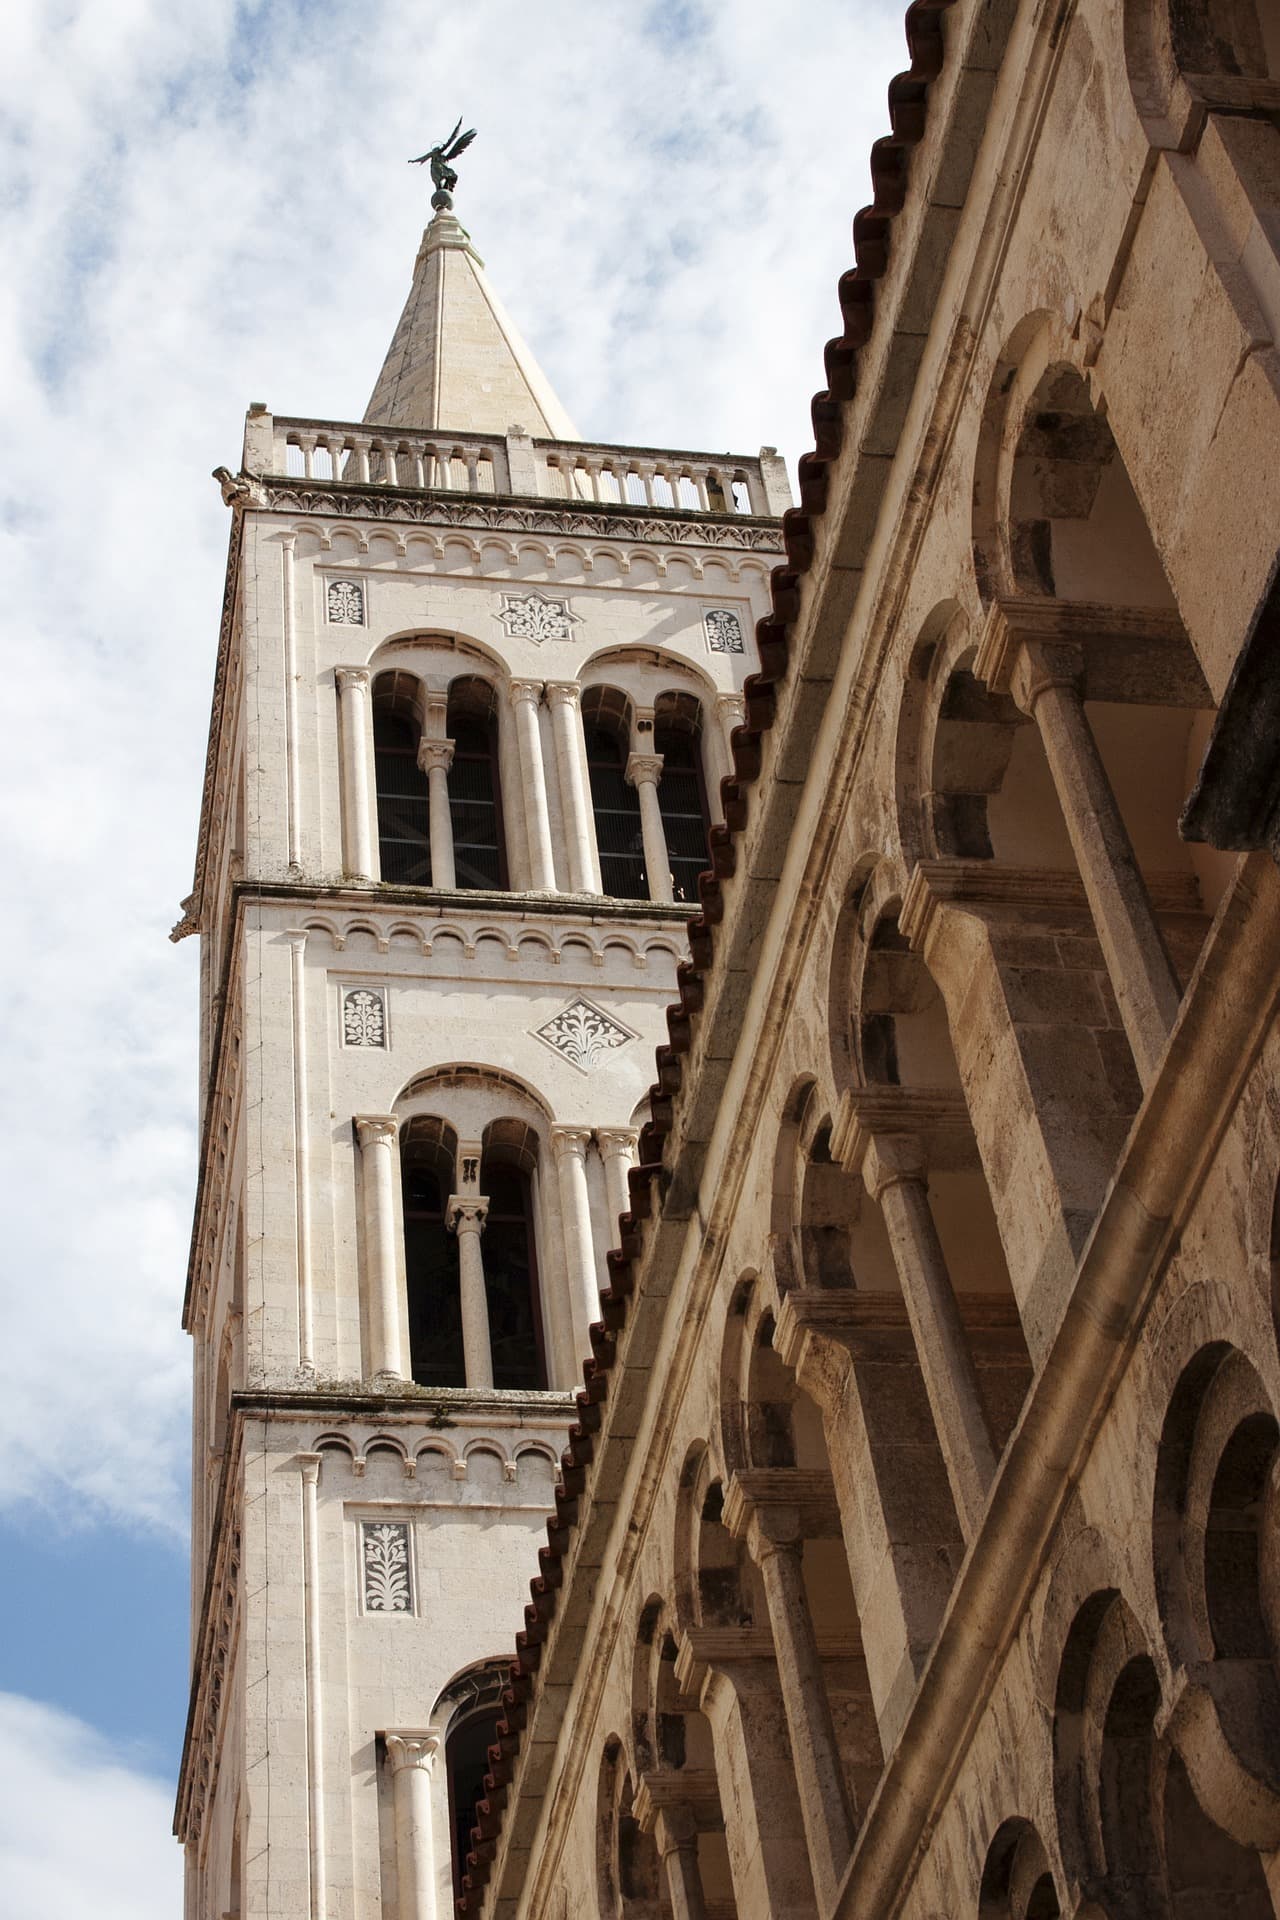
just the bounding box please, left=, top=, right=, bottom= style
left=241, top=475, right=785, bottom=553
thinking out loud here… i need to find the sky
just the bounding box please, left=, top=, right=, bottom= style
left=0, top=0, right=909, bottom=1908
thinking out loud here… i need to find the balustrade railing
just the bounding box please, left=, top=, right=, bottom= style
left=246, top=412, right=790, bottom=517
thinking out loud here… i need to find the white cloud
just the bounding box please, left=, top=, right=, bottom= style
left=0, top=0, right=910, bottom=1530
left=0, top=1693, right=182, bottom=1918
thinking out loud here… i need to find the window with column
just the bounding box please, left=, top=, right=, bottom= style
left=653, top=690, right=712, bottom=904
left=372, top=672, right=432, bottom=885
left=583, top=686, right=647, bottom=899
left=447, top=675, right=508, bottom=891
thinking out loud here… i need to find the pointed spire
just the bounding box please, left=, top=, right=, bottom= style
left=364, top=208, right=579, bottom=441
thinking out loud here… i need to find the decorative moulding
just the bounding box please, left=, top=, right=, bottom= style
left=531, top=995, right=637, bottom=1074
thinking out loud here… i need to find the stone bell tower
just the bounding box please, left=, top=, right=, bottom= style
left=174, top=179, right=789, bottom=1920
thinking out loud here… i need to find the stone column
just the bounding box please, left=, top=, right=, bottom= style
left=446, top=1197, right=492, bottom=1390
left=355, top=1116, right=406, bottom=1382
left=987, top=627, right=1182, bottom=1085
left=416, top=737, right=456, bottom=891
left=335, top=667, right=375, bottom=881
left=385, top=1734, right=440, bottom=1920
left=597, top=1127, right=640, bottom=1230
left=652, top=1805, right=708, bottom=1920
left=545, top=682, right=600, bottom=892
left=727, top=1481, right=855, bottom=1908
left=861, top=1134, right=995, bottom=1538
left=509, top=680, right=557, bottom=890
left=551, top=1127, right=600, bottom=1355
left=626, top=751, right=673, bottom=905
left=715, top=692, right=746, bottom=771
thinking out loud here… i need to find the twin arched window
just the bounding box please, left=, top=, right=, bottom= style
left=372, top=673, right=506, bottom=890
left=399, top=1118, right=546, bottom=1392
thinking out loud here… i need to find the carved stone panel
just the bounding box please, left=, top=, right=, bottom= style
left=495, top=591, right=580, bottom=643
left=342, top=987, right=387, bottom=1048
left=704, top=606, right=746, bottom=654
left=360, top=1520, right=414, bottom=1615
left=327, top=578, right=366, bottom=625
left=532, top=996, right=635, bottom=1073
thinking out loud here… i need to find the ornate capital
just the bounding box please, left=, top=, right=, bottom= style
left=417, top=737, right=456, bottom=775
left=355, top=1114, right=399, bottom=1150
left=550, top=1125, right=593, bottom=1163
left=626, top=750, right=664, bottom=789
left=447, top=1196, right=489, bottom=1235
left=335, top=666, right=371, bottom=694
left=385, top=1732, right=439, bottom=1776
left=544, top=680, right=582, bottom=712
left=716, top=691, right=746, bottom=723
left=596, top=1126, right=640, bottom=1160
left=860, top=1130, right=929, bottom=1201
left=509, top=677, right=544, bottom=708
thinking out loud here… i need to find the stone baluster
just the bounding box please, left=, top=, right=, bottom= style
left=355, top=439, right=372, bottom=484
left=354, top=1117, right=406, bottom=1382
left=551, top=1127, right=600, bottom=1359
left=726, top=1476, right=855, bottom=1908
left=465, top=451, right=479, bottom=491
left=385, top=1734, right=440, bottom=1920
left=545, top=682, right=599, bottom=892
left=410, top=444, right=426, bottom=488
left=416, top=737, right=457, bottom=891
left=324, top=436, right=345, bottom=482
left=626, top=751, right=673, bottom=905
left=335, top=667, right=376, bottom=882
left=300, top=436, right=316, bottom=479
left=447, top=1196, right=492, bottom=1390
left=694, top=471, right=711, bottom=511
left=509, top=681, right=557, bottom=890
left=597, top=1127, right=640, bottom=1230
left=860, top=1132, right=996, bottom=1537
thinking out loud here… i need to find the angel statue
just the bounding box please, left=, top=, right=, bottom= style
left=409, top=119, right=478, bottom=207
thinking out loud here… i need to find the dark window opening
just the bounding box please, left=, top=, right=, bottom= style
left=447, top=682, right=508, bottom=891
left=481, top=1159, right=547, bottom=1391
left=585, top=717, right=648, bottom=900
left=446, top=1707, right=502, bottom=1898
left=373, top=711, right=432, bottom=885
left=402, top=1152, right=464, bottom=1388
left=654, top=699, right=711, bottom=904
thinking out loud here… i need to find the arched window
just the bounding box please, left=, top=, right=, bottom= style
left=447, top=677, right=507, bottom=891
left=654, top=691, right=711, bottom=904
left=583, top=686, right=647, bottom=900
left=442, top=1666, right=508, bottom=1899
left=481, top=1126, right=547, bottom=1391
left=373, top=673, right=432, bottom=884
left=401, top=1118, right=463, bottom=1387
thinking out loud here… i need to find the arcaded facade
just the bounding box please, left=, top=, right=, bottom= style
left=456, top=4, right=1280, bottom=1920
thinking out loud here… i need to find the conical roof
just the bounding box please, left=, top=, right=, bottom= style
left=363, top=207, right=578, bottom=440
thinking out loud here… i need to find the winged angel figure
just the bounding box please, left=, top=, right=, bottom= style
left=409, top=119, right=478, bottom=201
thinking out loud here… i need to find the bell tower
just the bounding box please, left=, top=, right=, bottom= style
left=174, top=175, right=789, bottom=1920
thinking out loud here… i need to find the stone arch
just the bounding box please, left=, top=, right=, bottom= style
left=596, top=1738, right=666, bottom=1920
left=826, top=856, right=880, bottom=1094
left=895, top=599, right=970, bottom=871
left=1152, top=1340, right=1280, bottom=1849
left=977, top=1818, right=1061, bottom=1920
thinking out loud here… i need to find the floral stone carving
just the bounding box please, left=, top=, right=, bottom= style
left=704, top=606, right=745, bottom=654
left=327, top=578, right=366, bottom=625
left=533, top=996, right=635, bottom=1073
left=343, top=988, right=386, bottom=1048
left=361, top=1521, right=412, bottom=1613
left=496, top=591, right=580, bottom=644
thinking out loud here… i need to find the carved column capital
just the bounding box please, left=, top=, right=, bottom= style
left=416, top=736, right=455, bottom=775
left=385, top=1732, right=440, bottom=1775
left=544, top=680, right=582, bottom=712
left=335, top=665, right=371, bottom=693
left=447, top=1196, right=489, bottom=1236
left=715, top=691, right=746, bottom=725
left=596, top=1126, right=640, bottom=1159
left=355, top=1113, right=398, bottom=1149
left=626, top=750, right=664, bottom=789
left=860, top=1129, right=929, bottom=1201
left=550, top=1125, right=593, bottom=1163
left=509, top=677, right=545, bottom=709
